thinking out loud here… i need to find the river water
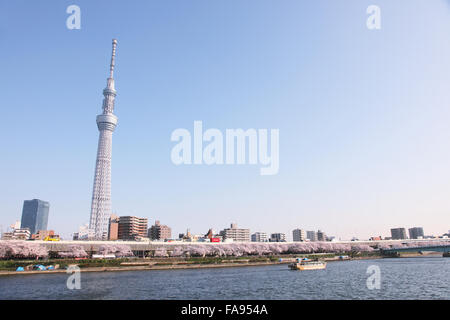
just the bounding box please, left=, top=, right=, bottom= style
left=0, top=257, right=448, bottom=299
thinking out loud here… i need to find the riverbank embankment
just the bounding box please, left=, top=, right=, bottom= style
left=0, top=253, right=391, bottom=276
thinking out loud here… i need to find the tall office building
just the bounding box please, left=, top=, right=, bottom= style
left=20, top=199, right=49, bottom=235
left=292, top=229, right=307, bottom=242
left=89, top=39, right=119, bottom=240
left=391, top=228, right=408, bottom=240
left=408, top=227, right=424, bottom=239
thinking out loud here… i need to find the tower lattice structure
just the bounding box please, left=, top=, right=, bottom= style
left=89, top=39, right=119, bottom=240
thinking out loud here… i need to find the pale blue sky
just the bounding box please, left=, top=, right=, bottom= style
left=1, top=0, right=450, bottom=240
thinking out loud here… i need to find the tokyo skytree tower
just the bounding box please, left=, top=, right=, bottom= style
left=89, top=39, right=119, bottom=240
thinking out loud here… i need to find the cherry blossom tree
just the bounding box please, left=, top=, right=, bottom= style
left=0, top=241, right=48, bottom=259
left=153, top=247, right=168, bottom=257
left=98, top=244, right=134, bottom=257
left=148, top=241, right=381, bottom=258
left=58, top=245, right=88, bottom=258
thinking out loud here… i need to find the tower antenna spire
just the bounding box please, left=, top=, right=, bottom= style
left=109, top=39, right=118, bottom=78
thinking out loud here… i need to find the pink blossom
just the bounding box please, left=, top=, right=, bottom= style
left=58, top=245, right=88, bottom=258
left=0, top=241, right=48, bottom=259
left=98, top=244, right=134, bottom=257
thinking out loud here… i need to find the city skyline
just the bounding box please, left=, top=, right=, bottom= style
left=1, top=1, right=450, bottom=240
left=2, top=205, right=446, bottom=242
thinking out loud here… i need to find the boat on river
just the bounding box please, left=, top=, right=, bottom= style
left=288, top=258, right=326, bottom=271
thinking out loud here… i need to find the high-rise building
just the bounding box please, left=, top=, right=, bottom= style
left=317, top=230, right=327, bottom=242
left=20, top=199, right=49, bottom=235
left=292, top=229, right=307, bottom=242
left=219, top=223, right=250, bottom=242
left=148, top=220, right=172, bottom=240
left=89, top=39, right=119, bottom=240
left=270, top=233, right=286, bottom=242
left=118, top=216, right=148, bottom=240
left=108, top=214, right=119, bottom=240
left=251, top=232, right=268, bottom=242
left=391, top=228, right=408, bottom=240
left=408, top=227, right=424, bottom=239
left=306, top=230, right=317, bottom=241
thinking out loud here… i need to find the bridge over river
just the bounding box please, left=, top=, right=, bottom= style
left=381, top=244, right=450, bottom=255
